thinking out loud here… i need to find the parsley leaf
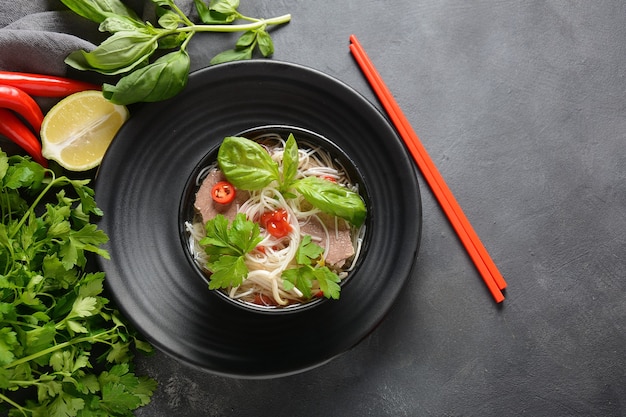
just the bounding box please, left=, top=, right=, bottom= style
left=282, top=235, right=342, bottom=300
left=199, top=213, right=263, bottom=289
left=296, top=235, right=324, bottom=265
left=0, top=151, right=156, bottom=416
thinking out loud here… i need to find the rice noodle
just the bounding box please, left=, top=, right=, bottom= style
left=188, top=133, right=365, bottom=308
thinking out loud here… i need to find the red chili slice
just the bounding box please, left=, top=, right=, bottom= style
left=260, top=208, right=292, bottom=238
left=211, top=181, right=236, bottom=204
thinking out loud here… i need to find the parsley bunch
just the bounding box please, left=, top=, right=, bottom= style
left=0, top=152, right=155, bottom=416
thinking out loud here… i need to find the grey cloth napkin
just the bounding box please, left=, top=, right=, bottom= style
left=0, top=0, right=161, bottom=76
left=0, top=0, right=159, bottom=150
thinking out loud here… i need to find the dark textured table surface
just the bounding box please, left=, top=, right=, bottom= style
left=129, top=2, right=626, bottom=416
left=6, top=1, right=626, bottom=416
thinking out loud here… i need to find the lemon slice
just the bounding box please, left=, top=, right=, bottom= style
left=41, top=90, right=129, bottom=171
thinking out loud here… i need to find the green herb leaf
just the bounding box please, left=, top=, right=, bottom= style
left=282, top=267, right=314, bottom=299
left=66, top=31, right=158, bottom=75
left=235, top=30, right=257, bottom=48
left=281, top=133, right=298, bottom=190
left=207, top=255, right=249, bottom=289
left=60, top=0, right=140, bottom=24
left=103, top=49, right=190, bottom=105
left=158, top=10, right=183, bottom=29
left=313, top=266, right=341, bottom=299
left=0, top=152, right=156, bottom=416
left=294, top=176, right=367, bottom=226
left=282, top=236, right=341, bottom=299
left=210, top=46, right=253, bottom=64
left=63, top=0, right=290, bottom=104
left=194, top=0, right=237, bottom=24
left=218, top=136, right=280, bottom=190
left=296, top=235, right=323, bottom=265
left=256, top=30, right=275, bottom=56
left=209, top=0, right=241, bottom=16
left=200, top=214, right=262, bottom=290
left=99, top=15, right=147, bottom=33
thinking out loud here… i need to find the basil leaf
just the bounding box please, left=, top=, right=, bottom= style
left=194, top=0, right=236, bottom=24
left=158, top=10, right=183, bottom=29
left=210, top=46, right=253, bottom=65
left=99, top=16, right=147, bottom=33
left=103, top=49, right=190, bottom=105
left=218, top=136, right=280, bottom=190
left=294, top=176, right=367, bottom=227
left=235, top=30, right=257, bottom=48
left=281, top=133, right=298, bottom=188
left=67, top=32, right=158, bottom=75
left=60, top=0, right=140, bottom=24
left=157, top=31, right=188, bottom=49
left=257, top=30, right=274, bottom=56
left=151, top=0, right=176, bottom=7
left=210, top=0, right=240, bottom=15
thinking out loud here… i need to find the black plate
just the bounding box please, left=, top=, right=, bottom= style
left=95, top=60, right=421, bottom=378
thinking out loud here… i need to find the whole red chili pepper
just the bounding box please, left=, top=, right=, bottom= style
left=0, top=109, right=47, bottom=167
left=0, top=84, right=44, bottom=133
left=0, top=71, right=100, bottom=97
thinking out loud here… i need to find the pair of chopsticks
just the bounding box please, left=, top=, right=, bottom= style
left=349, top=34, right=507, bottom=303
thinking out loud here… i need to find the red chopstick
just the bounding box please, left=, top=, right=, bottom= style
left=349, top=34, right=506, bottom=303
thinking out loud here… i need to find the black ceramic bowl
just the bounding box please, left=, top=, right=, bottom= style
left=180, top=125, right=370, bottom=314
left=95, top=60, right=421, bottom=378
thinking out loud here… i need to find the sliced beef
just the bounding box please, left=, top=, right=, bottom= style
left=194, top=170, right=249, bottom=223
left=300, top=213, right=355, bottom=267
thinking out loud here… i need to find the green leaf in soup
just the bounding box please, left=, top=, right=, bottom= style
left=69, top=32, right=158, bottom=75
left=281, top=133, right=298, bottom=188
left=103, top=49, right=190, bottom=105
left=217, top=136, right=280, bottom=190
left=60, top=0, right=141, bottom=24
left=294, top=176, right=367, bottom=227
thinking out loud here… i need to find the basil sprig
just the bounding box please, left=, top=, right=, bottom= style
left=217, top=135, right=367, bottom=227
left=61, top=0, right=291, bottom=105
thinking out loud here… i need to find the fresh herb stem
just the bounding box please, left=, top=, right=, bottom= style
left=179, top=14, right=291, bottom=33
left=4, top=326, right=121, bottom=369
left=0, top=151, right=156, bottom=415
left=0, top=393, right=27, bottom=416
left=9, top=173, right=60, bottom=239
left=61, top=0, right=291, bottom=104
left=169, top=1, right=195, bottom=26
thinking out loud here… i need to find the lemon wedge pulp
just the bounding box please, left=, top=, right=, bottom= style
left=41, top=90, right=129, bottom=171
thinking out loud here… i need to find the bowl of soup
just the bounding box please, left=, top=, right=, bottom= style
left=181, top=125, right=370, bottom=313
left=95, top=60, right=421, bottom=377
